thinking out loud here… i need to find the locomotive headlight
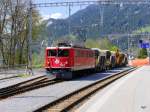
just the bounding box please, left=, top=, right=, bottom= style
left=60, top=63, right=64, bottom=67
left=47, top=60, right=50, bottom=65
left=65, top=61, right=68, bottom=64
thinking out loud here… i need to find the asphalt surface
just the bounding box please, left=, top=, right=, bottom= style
left=0, top=67, right=130, bottom=112
left=0, top=68, right=46, bottom=76
left=0, top=68, right=47, bottom=89
left=77, top=66, right=150, bottom=112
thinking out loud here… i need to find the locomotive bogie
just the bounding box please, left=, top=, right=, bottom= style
left=46, top=69, right=73, bottom=80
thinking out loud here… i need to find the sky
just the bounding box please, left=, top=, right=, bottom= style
left=33, top=0, right=93, bottom=20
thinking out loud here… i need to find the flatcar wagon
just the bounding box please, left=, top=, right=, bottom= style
left=110, top=51, right=116, bottom=68
left=101, top=50, right=112, bottom=70
left=92, top=48, right=106, bottom=71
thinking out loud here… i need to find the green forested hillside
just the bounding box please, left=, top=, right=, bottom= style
left=46, top=4, right=150, bottom=39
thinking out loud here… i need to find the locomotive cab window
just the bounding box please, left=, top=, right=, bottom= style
left=47, top=49, right=69, bottom=57
left=47, top=49, right=57, bottom=56
left=58, top=49, right=69, bottom=57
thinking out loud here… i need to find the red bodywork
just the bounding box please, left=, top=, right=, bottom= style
left=45, top=47, right=96, bottom=71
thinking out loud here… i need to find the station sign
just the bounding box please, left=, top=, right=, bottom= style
left=140, top=43, right=150, bottom=49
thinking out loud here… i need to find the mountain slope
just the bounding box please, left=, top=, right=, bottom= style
left=46, top=4, right=150, bottom=39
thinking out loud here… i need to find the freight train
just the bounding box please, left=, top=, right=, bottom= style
left=45, top=43, right=128, bottom=79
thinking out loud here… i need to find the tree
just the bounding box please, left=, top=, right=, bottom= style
left=138, top=48, right=148, bottom=59
left=85, top=39, right=100, bottom=48
left=0, top=0, right=42, bottom=67
left=85, top=38, right=118, bottom=51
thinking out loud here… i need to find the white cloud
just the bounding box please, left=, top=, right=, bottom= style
left=42, top=12, right=65, bottom=20
left=50, top=13, right=64, bottom=19
left=42, top=15, right=51, bottom=20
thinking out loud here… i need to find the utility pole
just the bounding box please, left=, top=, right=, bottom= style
left=68, top=4, right=71, bottom=35
left=100, top=3, right=104, bottom=27
left=27, top=0, right=33, bottom=75
left=148, top=33, right=150, bottom=64
left=98, top=3, right=103, bottom=36
left=128, top=34, right=130, bottom=59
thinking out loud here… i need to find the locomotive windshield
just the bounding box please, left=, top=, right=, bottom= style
left=58, top=49, right=69, bottom=57
left=47, top=50, right=57, bottom=56
left=47, top=49, right=69, bottom=57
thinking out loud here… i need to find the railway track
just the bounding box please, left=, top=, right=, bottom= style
left=0, top=75, right=19, bottom=81
left=0, top=76, right=21, bottom=84
left=35, top=67, right=136, bottom=112
left=0, top=76, right=61, bottom=99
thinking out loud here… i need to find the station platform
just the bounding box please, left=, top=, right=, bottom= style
left=77, top=66, right=150, bottom=112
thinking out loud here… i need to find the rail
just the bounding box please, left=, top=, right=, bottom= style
left=35, top=67, right=137, bottom=112
left=0, top=76, right=62, bottom=99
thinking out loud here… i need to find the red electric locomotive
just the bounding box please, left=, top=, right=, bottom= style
left=45, top=43, right=128, bottom=79
left=45, top=43, right=96, bottom=79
